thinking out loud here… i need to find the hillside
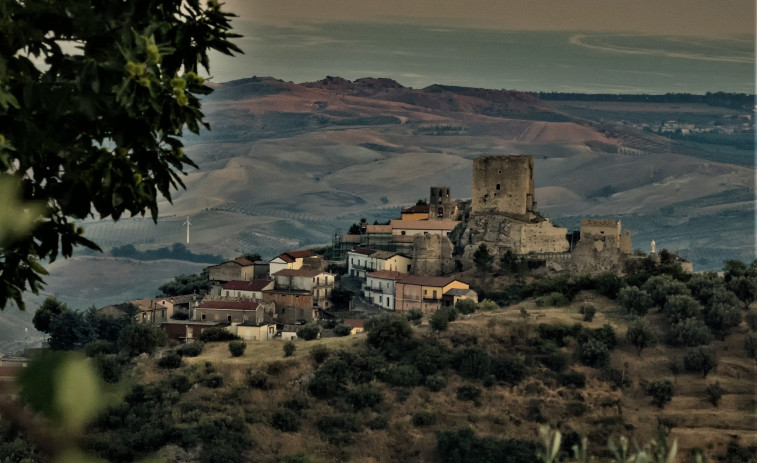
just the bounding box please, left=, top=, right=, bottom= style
left=6, top=77, right=753, bottom=352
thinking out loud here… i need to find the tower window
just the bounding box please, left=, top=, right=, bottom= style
left=496, top=183, right=500, bottom=190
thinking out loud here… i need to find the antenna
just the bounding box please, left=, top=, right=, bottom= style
left=183, top=216, right=191, bottom=244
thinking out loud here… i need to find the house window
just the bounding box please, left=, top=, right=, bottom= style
left=437, top=207, right=443, bottom=217
left=401, top=231, right=406, bottom=235
left=226, top=291, right=229, bottom=297
left=433, top=290, right=437, bottom=298
left=201, top=313, right=206, bottom=321
left=496, top=183, right=500, bottom=190
left=227, top=315, right=232, bottom=323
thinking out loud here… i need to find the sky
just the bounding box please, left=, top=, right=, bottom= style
left=221, top=0, right=756, bottom=38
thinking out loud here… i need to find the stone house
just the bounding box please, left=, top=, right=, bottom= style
left=342, top=319, right=365, bottom=335
left=131, top=299, right=170, bottom=325
left=207, top=258, right=256, bottom=284
left=193, top=300, right=273, bottom=324
left=395, top=275, right=470, bottom=313
left=347, top=247, right=377, bottom=279
left=153, top=294, right=198, bottom=319
left=364, top=270, right=406, bottom=310
left=389, top=219, right=460, bottom=238
left=272, top=268, right=335, bottom=310
left=261, top=290, right=318, bottom=324
left=442, top=288, right=479, bottom=307
left=161, top=321, right=221, bottom=342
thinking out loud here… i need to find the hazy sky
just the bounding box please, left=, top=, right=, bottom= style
left=222, top=0, right=755, bottom=37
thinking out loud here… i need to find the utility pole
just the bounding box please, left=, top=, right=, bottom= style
left=183, top=216, right=191, bottom=244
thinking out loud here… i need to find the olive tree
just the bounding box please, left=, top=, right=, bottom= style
left=0, top=0, right=241, bottom=310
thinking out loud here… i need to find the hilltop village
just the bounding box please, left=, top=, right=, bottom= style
left=96, top=154, right=688, bottom=342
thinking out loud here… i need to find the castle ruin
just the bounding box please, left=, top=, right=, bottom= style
left=471, top=155, right=535, bottom=218
left=429, top=186, right=458, bottom=221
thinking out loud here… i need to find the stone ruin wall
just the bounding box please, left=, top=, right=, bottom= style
left=411, top=233, right=455, bottom=276
left=471, top=155, right=535, bottom=217
left=429, top=186, right=458, bottom=221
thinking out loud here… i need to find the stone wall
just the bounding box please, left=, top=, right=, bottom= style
left=568, top=235, right=628, bottom=274
left=471, top=155, right=534, bottom=217
left=411, top=233, right=455, bottom=276
left=429, top=186, right=457, bottom=220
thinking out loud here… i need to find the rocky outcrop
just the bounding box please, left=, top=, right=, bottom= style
left=568, top=237, right=628, bottom=274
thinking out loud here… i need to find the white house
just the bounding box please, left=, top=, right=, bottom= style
left=364, top=270, right=406, bottom=310
left=347, top=247, right=411, bottom=279
left=269, top=250, right=320, bottom=276
left=271, top=268, right=336, bottom=310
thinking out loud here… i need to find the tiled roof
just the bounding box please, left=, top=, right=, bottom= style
left=343, top=319, right=364, bottom=329
left=232, top=258, right=254, bottom=266
left=130, top=299, right=154, bottom=311
left=445, top=288, right=476, bottom=296
left=197, top=301, right=259, bottom=310
left=273, top=269, right=330, bottom=277
left=367, top=270, right=407, bottom=280
left=342, top=234, right=361, bottom=243
left=371, top=250, right=407, bottom=260
left=390, top=219, right=460, bottom=230
left=350, top=247, right=377, bottom=256
left=365, top=224, right=392, bottom=233
left=222, top=279, right=272, bottom=291
left=402, top=204, right=429, bottom=214
left=397, top=275, right=459, bottom=287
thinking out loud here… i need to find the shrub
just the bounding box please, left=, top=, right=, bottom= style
left=406, top=308, right=424, bottom=323
left=580, top=304, right=596, bottom=322
left=745, top=333, right=757, bottom=362
left=333, top=324, right=351, bottom=337
left=93, top=354, right=123, bottom=384
left=436, top=429, right=538, bottom=463
left=368, top=415, right=388, bottom=430
left=537, top=292, right=570, bottom=307
left=380, top=364, right=422, bottom=387
left=248, top=370, right=272, bottom=390
left=412, top=410, right=436, bottom=427
left=308, top=358, right=349, bottom=398
left=198, top=327, right=240, bottom=343
left=168, top=374, right=193, bottom=393
left=684, top=346, right=718, bottom=378
left=540, top=350, right=570, bottom=372
left=705, top=381, right=725, bottom=407
left=228, top=340, right=246, bottom=357
left=316, top=414, right=359, bottom=446
left=578, top=324, right=616, bottom=349
left=202, top=373, right=224, bottom=389
left=310, top=344, right=330, bottom=364
left=666, top=318, right=711, bottom=347
left=647, top=380, right=674, bottom=408
left=366, top=314, right=416, bottom=360
left=704, top=302, right=742, bottom=338
left=271, top=408, right=300, bottom=432
left=626, top=318, right=658, bottom=357
left=578, top=339, right=609, bottom=368
left=643, top=275, right=690, bottom=307
left=347, top=383, right=384, bottom=410
left=617, top=286, right=654, bottom=316
left=158, top=352, right=182, bottom=369
left=283, top=341, right=296, bottom=357
left=176, top=342, right=204, bottom=357
left=456, top=299, right=477, bottom=314
left=593, top=273, right=625, bottom=298
left=559, top=371, right=586, bottom=389
left=425, top=374, right=447, bottom=392
left=456, top=385, right=481, bottom=403
left=478, top=299, right=498, bottom=311
left=430, top=308, right=453, bottom=331
left=491, top=355, right=526, bottom=384
left=85, top=340, right=118, bottom=357
left=449, top=332, right=478, bottom=348
left=454, top=348, right=492, bottom=380
left=296, top=323, right=320, bottom=341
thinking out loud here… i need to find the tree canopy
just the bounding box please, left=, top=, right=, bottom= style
left=0, top=0, right=241, bottom=310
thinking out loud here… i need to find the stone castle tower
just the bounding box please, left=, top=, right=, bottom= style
left=471, top=155, right=535, bottom=218
left=428, top=186, right=456, bottom=220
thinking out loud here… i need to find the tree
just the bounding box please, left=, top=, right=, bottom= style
left=684, top=346, right=718, bottom=378
left=728, top=276, right=757, bottom=309
left=473, top=243, right=494, bottom=273
left=703, top=302, right=742, bottom=339
left=626, top=318, right=657, bottom=357
left=646, top=380, right=674, bottom=408
left=617, top=286, right=653, bottom=316
left=642, top=275, right=690, bottom=307
left=705, top=382, right=725, bottom=407
left=578, top=339, right=609, bottom=368
left=32, top=296, right=70, bottom=333
left=662, top=295, right=700, bottom=323
left=296, top=323, right=320, bottom=341
left=48, top=310, right=96, bottom=350
left=666, top=317, right=712, bottom=347
left=366, top=314, right=416, bottom=360
left=228, top=340, right=246, bottom=357
left=117, top=323, right=166, bottom=357
left=235, top=253, right=261, bottom=262
left=0, top=0, right=241, bottom=310
left=158, top=271, right=210, bottom=296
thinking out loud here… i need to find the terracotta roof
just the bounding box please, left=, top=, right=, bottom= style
left=342, top=234, right=361, bottom=243
left=397, top=275, right=460, bottom=287
left=366, top=224, right=392, bottom=233
left=232, top=258, right=254, bottom=266
left=222, top=279, right=272, bottom=291
left=390, top=219, right=460, bottom=231
left=197, top=301, right=260, bottom=310
left=350, top=247, right=377, bottom=256
left=445, top=288, right=476, bottom=296
left=402, top=204, right=429, bottom=214
left=367, top=270, right=407, bottom=280
left=273, top=269, right=330, bottom=278
left=274, top=250, right=317, bottom=263
left=343, top=319, right=364, bottom=329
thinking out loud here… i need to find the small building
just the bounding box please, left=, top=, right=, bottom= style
left=395, top=275, right=470, bottom=313
left=343, top=319, right=365, bottom=335
left=389, top=219, right=460, bottom=238
left=262, top=290, right=318, bottom=324
left=235, top=322, right=277, bottom=341
left=269, top=250, right=321, bottom=276
left=272, top=268, right=336, bottom=310
left=348, top=248, right=411, bottom=279
left=207, top=258, right=256, bottom=284
left=154, top=295, right=199, bottom=319
left=131, top=299, right=170, bottom=325
left=364, top=270, right=407, bottom=310
left=220, top=279, right=274, bottom=299
left=579, top=219, right=632, bottom=254
left=194, top=300, right=272, bottom=324
left=161, top=321, right=222, bottom=342
left=347, top=247, right=378, bottom=279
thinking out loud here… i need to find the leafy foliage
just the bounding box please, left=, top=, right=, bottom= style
left=0, top=0, right=241, bottom=310
left=436, top=428, right=537, bottom=463
left=705, top=381, right=725, bottom=407
left=157, top=352, right=182, bottom=369
left=626, top=318, right=657, bottom=357
left=270, top=408, right=300, bottom=432
left=32, top=296, right=69, bottom=333
left=158, top=271, right=210, bottom=296
left=473, top=243, right=494, bottom=272
left=48, top=310, right=97, bottom=350
left=455, top=299, right=478, bottom=314
left=283, top=340, right=296, bottom=357
left=228, top=340, right=246, bottom=357
left=366, top=314, right=416, bottom=360
left=198, top=327, right=240, bottom=342
left=578, top=339, right=609, bottom=368
left=646, top=380, right=674, bottom=408
left=617, top=286, right=654, bottom=316
left=580, top=304, right=596, bottom=322
left=117, top=323, right=166, bottom=356
left=684, top=345, right=718, bottom=378
left=176, top=342, right=204, bottom=357
left=347, top=383, right=384, bottom=410
left=296, top=323, right=321, bottom=341
left=666, top=318, right=711, bottom=347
